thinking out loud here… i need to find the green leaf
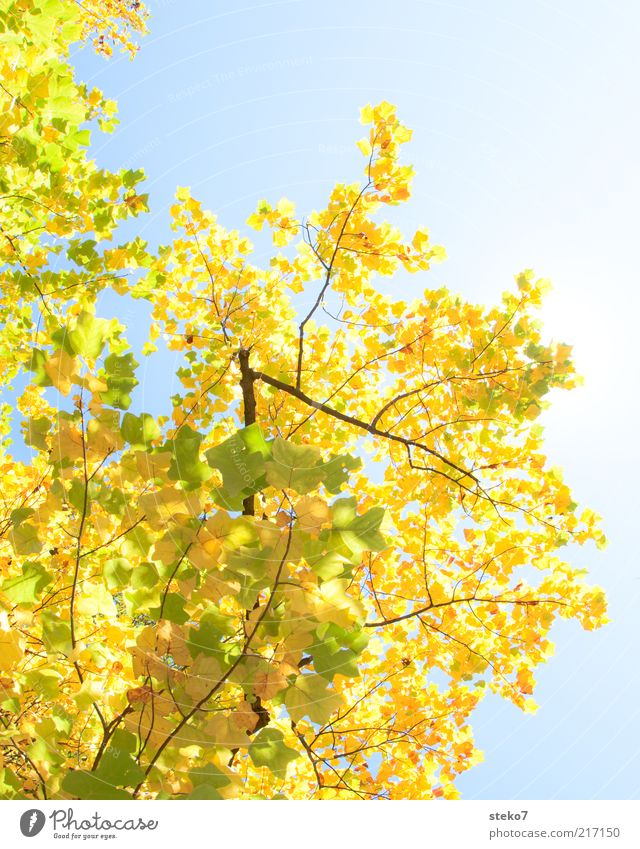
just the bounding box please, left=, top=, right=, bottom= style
left=331, top=498, right=387, bottom=555
left=28, top=349, right=53, bottom=388
left=153, top=592, right=188, bottom=625
left=187, top=784, right=223, bottom=799
left=62, top=771, right=132, bottom=800
left=187, top=606, right=235, bottom=659
left=9, top=507, right=34, bottom=525
left=122, top=168, right=145, bottom=189
left=125, top=561, right=161, bottom=613
left=0, top=767, right=25, bottom=799
left=94, top=484, right=126, bottom=517
left=12, top=130, right=38, bottom=167
left=223, top=546, right=271, bottom=609
left=188, top=763, right=230, bottom=797
left=168, top=426, right=212, bottom=485
left=51, top=705, right=73, bottom=737
left=121, top=412, right=161, bottom=447
left=28, top=737, right=65, bottom=770
left=60, top=730, right=143, bottom=799
left=1, top=561, right=51, bottom=605
left=303, top=537, right=352, bottom=580
left=50, top=326, right=76, bottom=356
left=70, top=129, right=90, bottom=147
left=132, top=562, right=160, bottom=590
left=103, top=557, right=133, bottom=590
left=23, top=416, right=51, bottom=451
left=121, top=526, right=152, bottom=559
left=249, top=728, right=299, bottom=776
left=8, top=522, right=41, bottom=556
left=68, top=478, right=88, bottom=512
left=68, top=311, right=110, bottom=360
left=264, top=438, right=322, bottom=493
left=321, top=453, right=362, bottom=494
left=331, top=498, right=358, bottom=528
left=25, top=668, right=62, bottom=700
left=205, top=424, right=270, bottom=508
left=67, top=239, right=98, bottom=267
left=284, top=674, right=343, bottom=724
left=310, top=623, right=368, bottom=680
left=95, top=730, right=145, bottom=786
left=101, top=352, right=139, bottom=410
left=341, top=508, right=386, bottom=554
left=41, top=611, right=72, bottom=655
left=264, top=439, right=360, bottom=495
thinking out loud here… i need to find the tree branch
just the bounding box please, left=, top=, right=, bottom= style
left=296, top=182, right=371, bottom=389
left=238, top=347, right=257, bottom=515
left=250, top=368, right=479, bottom=485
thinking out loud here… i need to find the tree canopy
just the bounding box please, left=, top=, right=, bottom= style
left=0, top=0, right=606, bottom=800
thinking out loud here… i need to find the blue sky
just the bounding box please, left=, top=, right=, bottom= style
left=70, top=0, right=640, bottom=799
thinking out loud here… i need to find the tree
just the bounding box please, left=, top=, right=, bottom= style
left=0, top=0, right=606, bottom=801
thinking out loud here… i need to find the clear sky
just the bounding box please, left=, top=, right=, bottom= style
left=72, top=0, right=640, bottom=799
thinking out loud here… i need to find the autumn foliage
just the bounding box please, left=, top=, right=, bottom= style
left=0, top=0, right=606, bottom=800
